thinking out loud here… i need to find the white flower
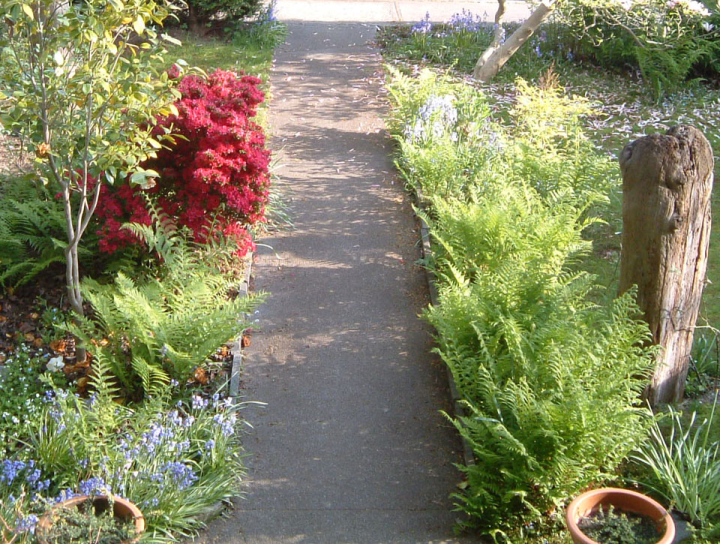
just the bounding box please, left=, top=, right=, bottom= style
left=702, top=21, right=715, bottom=31
left=685, top=0, right=711, bottom=16
left=47, top=356, right=65, bottom=373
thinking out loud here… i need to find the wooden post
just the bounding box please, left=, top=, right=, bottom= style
left=619, top=125, right=714, bottom=406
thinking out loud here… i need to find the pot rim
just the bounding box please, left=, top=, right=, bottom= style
left=37, top=494, right=145, bottom=544
left=566, top=487, right=675, bottom=544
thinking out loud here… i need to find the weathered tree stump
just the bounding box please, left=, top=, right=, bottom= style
left=619, top=125, right=714, bottom=406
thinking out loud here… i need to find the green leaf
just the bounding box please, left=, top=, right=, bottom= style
left=107, top=0, right=124, bottom=10
left=133, top=15, right=145, bottom=35
left=21, top=4, right=33, bottom=20
left=161, top=33, right=182, bottom=46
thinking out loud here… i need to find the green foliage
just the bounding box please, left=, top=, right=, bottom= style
left=387, top=68, right=656, bottom=538
left=577, top=505, right=660, bottom=544
left=67, top=210, right=261, bottom=398
left=228, top=1, right=287, bottom=50
left=376, top=23, right=494, bottom=73
left=0, top=345, right=65, bottom=457
left=0, top=0, right=181, bottom=313
left=426, top=190, right=653, bottom=536
left=21, top=359, right=248, bottom=542
left=182, top=0, right=262, bottom=28
left=554, top=0, right=720, bottom=97
left=0, top=177, right=72, bottom=286
left=632, top=401, right=720, bottom=539
left=39, top=499, right=138, bottom=544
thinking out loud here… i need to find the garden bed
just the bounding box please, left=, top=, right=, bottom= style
left=380, top=6, right=720, bottom=542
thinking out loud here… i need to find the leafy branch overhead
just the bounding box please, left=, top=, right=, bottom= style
left=0, top=0, right=182, bottom=317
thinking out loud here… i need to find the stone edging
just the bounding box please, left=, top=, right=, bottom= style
left=229, top=252, right=254, bottom=401
left=413, top=189, right=476, bottom=469
left=197, top=253, right=254, bottom=526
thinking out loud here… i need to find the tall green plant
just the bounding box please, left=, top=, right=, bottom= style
left=425, top=187, right=654, bottom=537
left=632, top=401, right=720, bottom=539
left=0, top=0, right=180, bottom=318
left=67, top=210, right=261, bottom=398
left=0, top=176, right=73, bottom=286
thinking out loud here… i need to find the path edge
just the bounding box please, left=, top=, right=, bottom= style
left=196, top=252, right=254, bottom=525
left=413, top=188, right=476, bottom=469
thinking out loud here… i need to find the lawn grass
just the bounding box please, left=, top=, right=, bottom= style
left=162, top=30, right=277, bottom=79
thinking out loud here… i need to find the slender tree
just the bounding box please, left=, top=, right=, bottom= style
left=0, top=0, right=181, bottom=321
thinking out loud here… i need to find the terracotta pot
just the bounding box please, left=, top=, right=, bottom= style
left=37, top=494, right=145, bottom=544
left=566, top=488, right=675, bottom=544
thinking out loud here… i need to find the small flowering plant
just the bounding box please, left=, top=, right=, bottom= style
left=0, top=360, right=247, bottom=541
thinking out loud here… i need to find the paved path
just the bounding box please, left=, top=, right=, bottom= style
left=275, top=0, right=530, bottom=23
left=196, top=14, right=490, bottom=544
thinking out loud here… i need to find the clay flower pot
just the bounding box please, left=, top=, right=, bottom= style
left=566, top=488, right=675, bottom=544
left=37, top=494, right=145, bottom=544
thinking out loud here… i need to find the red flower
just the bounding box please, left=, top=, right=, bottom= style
left=95, top=70, right=270, bottom=257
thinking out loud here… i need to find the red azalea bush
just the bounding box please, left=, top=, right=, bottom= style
left=95, top=69, right=271, bottom=256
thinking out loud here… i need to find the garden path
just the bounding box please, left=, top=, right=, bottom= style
left=195, top=21, right=482, bottom=544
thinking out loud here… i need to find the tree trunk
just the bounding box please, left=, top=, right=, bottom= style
left=618, top=125, right=714, bottom=406
left=473, top=1, right=555, bottom=82
left=473, top=0, right=507, bottom=76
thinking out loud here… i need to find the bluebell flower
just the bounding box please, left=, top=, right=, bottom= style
left=157, top=462, right=198, bottom=490
left=411, top=12, right=433, bottom=34
left=191, top=395, right=209, bottom=410
left=448, top=9, right=484, bottom=33
left=78, top=476, right=111, bottom=496
left=16, top=514, right=38, bottom=534
left=55, top=489, right=79, bottom=503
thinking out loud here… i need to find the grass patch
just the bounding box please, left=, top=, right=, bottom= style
left=162, top=29, right=278, bottom=79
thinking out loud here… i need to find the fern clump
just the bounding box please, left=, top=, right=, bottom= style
left=388, top=69, right=656, bottom=539
left=0, top=176, right=87, bottom=286
left=67, top=207, right=261, bottom=398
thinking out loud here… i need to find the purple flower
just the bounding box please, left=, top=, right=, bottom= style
left=78, top=476, right=111, bottom=496
left=412, top=12, right=433, bottom=34
left=16, top=514, right=38, bottom=534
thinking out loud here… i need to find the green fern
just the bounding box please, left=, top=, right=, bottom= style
left=68, top=211, right=262, bottom=398
left=0, top=178, right=73, bottom=286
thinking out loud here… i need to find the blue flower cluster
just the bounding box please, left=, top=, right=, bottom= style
left=448, top=9, right=485, bottom=33
left=152, top=462, right=198, bottom=491
left=404, top=94, right=458, bottom=143
left=0, top=460, right=50, bottom=494
left=411, top=12, right=433, bottom=34
left=16, top=513, right=38, bottom=534
left=78, top=476, right=111, bottom=497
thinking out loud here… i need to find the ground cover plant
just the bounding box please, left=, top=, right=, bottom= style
left=0, top=0, right=283, bottom=541
left=387, top=68, right=656, bottom=541
left=382, top=6, right=720, bottom=541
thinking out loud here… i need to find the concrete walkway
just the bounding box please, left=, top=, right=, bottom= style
left=275, top=0, right=530, bottom=23
left=196, top=14, right=491, bottom=544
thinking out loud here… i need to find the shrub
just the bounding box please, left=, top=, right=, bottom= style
left=553, top=0, right=720, bottom=97
left=70, top=210, right=261, bottom=399
left=182, top=0, right=262, bottom=30
left=95, top=69, right=270, bottom=258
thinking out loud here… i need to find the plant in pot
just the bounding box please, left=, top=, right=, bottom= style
left=566, top=488, right=675, bottom=544
left=37, top=495, right=145, bottom=544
